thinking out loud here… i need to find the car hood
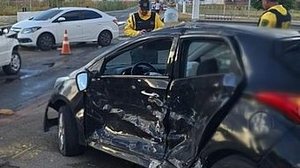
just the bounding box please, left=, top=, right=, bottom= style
left=12, top=19, right=50, bottom=29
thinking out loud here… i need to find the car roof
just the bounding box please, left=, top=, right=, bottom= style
left=49, top=7, right=101, bottom=12
left=153, top=22, right=300, bottom=40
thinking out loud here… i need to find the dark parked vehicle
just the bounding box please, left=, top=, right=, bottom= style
left=44, top=22, right=300, bottom=168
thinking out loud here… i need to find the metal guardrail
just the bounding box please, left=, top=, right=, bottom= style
left=196, top=18, right=300, bottom=30
left=204, top=14, right=233, bottom=20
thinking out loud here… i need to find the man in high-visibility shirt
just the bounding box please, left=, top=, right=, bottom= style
left=258, top=0, right=291, bottom=29
left=124, top=0, right=164, bottom=37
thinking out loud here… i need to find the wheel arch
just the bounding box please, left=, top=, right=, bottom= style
left=44, top=96, right=71, bottom=132
left=44, top=95, right=86, bottom=146
left=49, top=98, right=68, bottom=112
left=12, top=45, right=19, bottom=52
left=98, top=29, right=112, bottom=38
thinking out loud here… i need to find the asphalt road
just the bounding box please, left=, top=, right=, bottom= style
left=0, top=8, right=141, bottom=168
left=0, top=40, right=145, bottom=168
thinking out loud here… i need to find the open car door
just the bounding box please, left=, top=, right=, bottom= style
left=84, top=36, right=178, bottom=165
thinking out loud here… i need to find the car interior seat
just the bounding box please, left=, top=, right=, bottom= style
left=186, top=61, right=200, bottom=77
left=197, top=58, right=219, bottom=75
left=130, top=48, right=158, bottom=64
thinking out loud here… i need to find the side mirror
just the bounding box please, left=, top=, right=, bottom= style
left=76, top=72, right=89, bottom=91
left=57, top=17, right=66, bottom=22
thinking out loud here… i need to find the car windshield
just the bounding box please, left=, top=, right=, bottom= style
left=33, top=9, right=63, bottom=21
left=279, top=39, right=300, bottom=75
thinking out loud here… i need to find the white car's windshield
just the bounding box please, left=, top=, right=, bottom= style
left=33, top=9, right=63, bottom=21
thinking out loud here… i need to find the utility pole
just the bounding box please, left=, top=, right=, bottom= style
left=29, top=0, right=32, bottom=11
left=192, top=0, right=200, bottom=20
left=247, top=0, right=251, bottom=18
left=183, top=0, right=186, bottom=13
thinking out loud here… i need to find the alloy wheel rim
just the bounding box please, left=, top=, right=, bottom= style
left=58, top=112, right=65, bottom=152
left=41, top=35, right=53, bottom=48
left=10, top=54, right=20, bottom=71
left=100, top=32, right=111, bottom=45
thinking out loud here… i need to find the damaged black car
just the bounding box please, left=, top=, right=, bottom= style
left=44, top=22, right=300, bottom=168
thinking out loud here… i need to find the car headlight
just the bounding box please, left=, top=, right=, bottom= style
left=21, top=27, right=41, bottom=34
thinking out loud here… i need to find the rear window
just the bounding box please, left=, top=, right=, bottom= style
left=82, top=10, right=102, bottom=19
left=279, top=40, right=300, bottom=75
left=33, top=9, right=63, bottom=21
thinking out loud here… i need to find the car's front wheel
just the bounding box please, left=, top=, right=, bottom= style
left=98, top=30, right=112, bottom=47
left=2, top=51, right=21, bottom=75
left=211, top=155, right=256, bottom=168
left=58, top=105, right=84, bottom=156
left=37, top=33, right=55, bottom=51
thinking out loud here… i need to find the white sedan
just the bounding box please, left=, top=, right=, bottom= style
left=10, top=7, right=119, bottom=50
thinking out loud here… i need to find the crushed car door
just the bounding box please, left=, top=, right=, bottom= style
left=162, top=36, right=244, bottom=167
left=84, top=36, right=177, bottom=161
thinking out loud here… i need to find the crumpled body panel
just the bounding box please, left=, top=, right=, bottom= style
left=86, top=77, right=170, bottom=163
left=163, top=73, right=240, bottom=167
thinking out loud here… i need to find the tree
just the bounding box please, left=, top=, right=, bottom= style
left=49, top=0, right=64, bottom=7
left=251, top=0, right=295, bottom=10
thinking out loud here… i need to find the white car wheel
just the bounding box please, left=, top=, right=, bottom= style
left=2, top=51, right=21, bottom=75
left=98, top=30, right=112, bottom=47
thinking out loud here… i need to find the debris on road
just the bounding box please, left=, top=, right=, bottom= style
left=0, top=109, right=15, bottom=116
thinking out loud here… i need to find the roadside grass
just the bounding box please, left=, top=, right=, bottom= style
left=0, top=1, right=136, bottom=16
left=179, top=4, right=300, bottom=21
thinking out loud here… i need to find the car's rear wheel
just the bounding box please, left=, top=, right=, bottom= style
left=37, top=33, right=55, bottom=51
left=211, top=155, right=256, bottom=168
left=58, top=105, right=84, bottom=156
left=98, top=30, right=112, bottom=47
left=2, top=51, right=21, bottom=75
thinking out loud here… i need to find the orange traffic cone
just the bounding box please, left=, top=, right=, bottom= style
left=60, top=30, right=71, bottom=55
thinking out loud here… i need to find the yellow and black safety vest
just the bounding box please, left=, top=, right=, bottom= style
left=132, top=12, right=156, bottom=32
left=258, top=8, right=291, bottom=29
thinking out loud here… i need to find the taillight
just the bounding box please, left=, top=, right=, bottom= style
left=113, top=19, right=118, bottom=26
left=255, top=92, right=300, bottom=123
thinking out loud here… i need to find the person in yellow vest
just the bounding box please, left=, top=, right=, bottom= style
left=124, top=0, right=164, bottom=37
left=258, top=0, right=291, bottom=29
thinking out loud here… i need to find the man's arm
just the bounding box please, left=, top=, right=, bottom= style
left=258, top=12, right=277, bottom=28
left=124, top=14, right=140, bottom=37
left=154, top=13, right=165, bottom=29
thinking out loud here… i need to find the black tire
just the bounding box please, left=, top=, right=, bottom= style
left=98, top=30, right=112, bottom=47
left=58, top=105, right=84, bottom=156
left=37, top=33, right=55, bottom=51
left=211, top=155, right=256, bottom=168
left=2, top=51, right=21, bottom=75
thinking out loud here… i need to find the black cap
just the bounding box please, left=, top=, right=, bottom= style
left=139, top=0, right=150, bottom=10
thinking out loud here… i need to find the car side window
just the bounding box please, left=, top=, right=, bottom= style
left=103, top=38, right=173, bottom=76
left=60, top=11, right=82, bottom=21
left=183, top=39, right=236, bottom=77
left=82, top=10, right=102, bottom=20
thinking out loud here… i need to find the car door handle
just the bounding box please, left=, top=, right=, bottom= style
left=141, top=90, right=159, bottom=98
